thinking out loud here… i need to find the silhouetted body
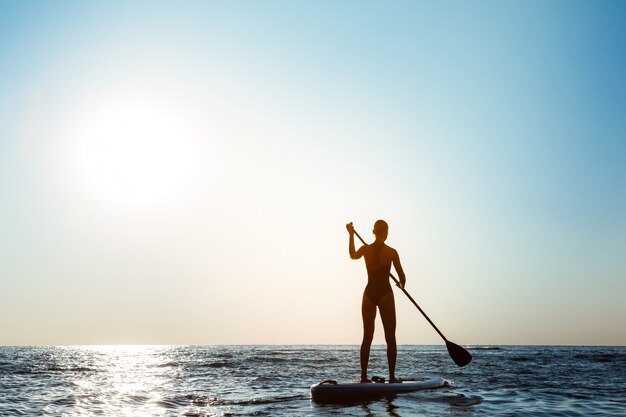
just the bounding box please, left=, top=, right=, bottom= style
left=364, top=242, right=393, bottom=305
left=346, top=220, right=406, bottom=383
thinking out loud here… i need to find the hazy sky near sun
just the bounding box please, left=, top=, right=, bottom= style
left=1, top=1, right=625, bottom=346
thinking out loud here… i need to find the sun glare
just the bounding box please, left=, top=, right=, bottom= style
left=63, top=89, right=199, bottom=213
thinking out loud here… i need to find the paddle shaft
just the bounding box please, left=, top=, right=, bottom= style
left=352, top=229, right=448, bottom=343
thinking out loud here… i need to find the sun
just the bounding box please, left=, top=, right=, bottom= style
left=63, top=89, right=199, bottom=213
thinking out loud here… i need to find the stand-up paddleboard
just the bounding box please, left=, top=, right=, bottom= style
left=310, top=374, right=450, bottom=402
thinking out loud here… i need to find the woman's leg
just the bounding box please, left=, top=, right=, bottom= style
left=360, top=293, right=376, bottom=382
left=378, top=293, right=398, bottom=381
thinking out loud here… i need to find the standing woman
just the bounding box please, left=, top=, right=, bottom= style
left=346, top=220, right=406, bottom=383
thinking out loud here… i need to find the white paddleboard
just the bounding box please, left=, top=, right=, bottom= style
left=310, top=374, right=450, bottom=402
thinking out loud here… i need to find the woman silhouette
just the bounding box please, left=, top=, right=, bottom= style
left=346, top=220, right=406, bottom=383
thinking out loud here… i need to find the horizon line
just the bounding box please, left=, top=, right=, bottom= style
left=1, top=343, right=624, bottom=348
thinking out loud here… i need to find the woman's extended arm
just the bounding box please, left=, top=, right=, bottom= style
left=392, top=249, right=406, bottom=288
left=346, top=222, right=364, bottom=259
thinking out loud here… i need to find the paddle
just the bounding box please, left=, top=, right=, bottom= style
left=352, top=227, right=472, bottom=367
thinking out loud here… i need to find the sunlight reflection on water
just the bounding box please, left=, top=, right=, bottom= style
left=63, top=346, right=178, bottom=417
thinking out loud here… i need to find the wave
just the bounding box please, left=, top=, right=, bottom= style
left=210, top=394, right=307, bottom=406
left=250, top=356, right=289, bottom=363
left=572, top=353, right=625, bottom=363
left=166, top=393, right=307, bottom=407
left=468, top=346, right=503, bottom=351
left=46, top=366, right=99, bottom=372
left=50, top=395, right=77, bottom=406
left=7, top=366, right=99, bottom=375
left=154, top=361, right=178, bottom=368
left=197, top=361, right=235, bottom=368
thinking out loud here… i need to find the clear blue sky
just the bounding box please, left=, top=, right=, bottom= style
left=1, top=1, right=625, bottom=345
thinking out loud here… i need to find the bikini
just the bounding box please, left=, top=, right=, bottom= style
left=364, top=243, right=393, bottom=305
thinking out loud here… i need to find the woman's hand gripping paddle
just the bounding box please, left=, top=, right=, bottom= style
left=351, top=227, right=472, bottom=367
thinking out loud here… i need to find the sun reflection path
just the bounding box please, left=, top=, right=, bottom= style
left=42, top=345, right=230, bottom=416
left=76, top=345, right=178, bottom=417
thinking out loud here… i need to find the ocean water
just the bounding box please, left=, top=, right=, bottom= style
left=0, top=345, right=624, bottom=416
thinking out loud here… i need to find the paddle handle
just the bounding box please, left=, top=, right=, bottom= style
left=352, top=229, right=448, bottom=343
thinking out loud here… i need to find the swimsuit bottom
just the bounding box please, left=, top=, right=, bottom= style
left=364, top=280, right=393, bottom=306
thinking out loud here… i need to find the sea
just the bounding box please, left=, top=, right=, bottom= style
left=1, top=345, right=624, bottom=416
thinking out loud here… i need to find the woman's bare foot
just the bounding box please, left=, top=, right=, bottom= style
left=389, top=377, right=402, bottom=383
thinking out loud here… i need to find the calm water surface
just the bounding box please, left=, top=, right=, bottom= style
left=1, top=345, right=624, bottom=416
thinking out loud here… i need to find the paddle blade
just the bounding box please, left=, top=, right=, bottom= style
left=446, top=340, right=472, bottom=367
